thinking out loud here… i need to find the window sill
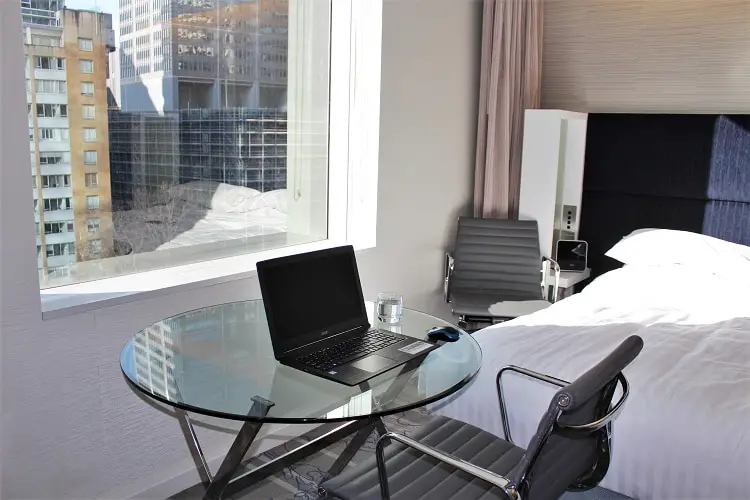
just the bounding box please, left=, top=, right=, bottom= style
left=40, top=237, right=369, bottom=320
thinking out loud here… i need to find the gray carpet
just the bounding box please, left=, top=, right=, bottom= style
left=174, top=407, right=631, bottom=500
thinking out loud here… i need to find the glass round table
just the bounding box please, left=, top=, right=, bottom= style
left=120, top=300, right=482, bottom=500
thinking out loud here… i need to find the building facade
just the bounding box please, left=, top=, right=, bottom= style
left=26, top=8, right=116, bottom=279
left=108, top=108, right=287, bottom=209
left=118, top=0, right=288, bottom=113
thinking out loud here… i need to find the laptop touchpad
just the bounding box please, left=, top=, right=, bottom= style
left=350, top=355, right=394, bottom=373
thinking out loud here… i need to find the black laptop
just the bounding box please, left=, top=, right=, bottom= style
left=257, top=245, right=438, bottom=386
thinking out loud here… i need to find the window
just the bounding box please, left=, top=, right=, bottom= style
left=43, top=198, right=71, bottom=212
left=36, top=104, right=68, bottom=118
left=78, top=38, right=93, bottom=51
left=83, top=128, right=97, bottom=142
left=38, top=128, right=69, bottom=141
left=46, top=243, right=75, bottom=257
left=31, top=35, right=61, bottom=47
left=83, top=151, right=97, bottom=164
left=79, top=60, right=94, bottom=73
left=38, top=152, right=69, bottom=164
left=88, top=239, right=102, bottom=255
left=81, top=82, right=94, bottom=96
left=86, top=217, right=100, bottom=233
left=86, top=195, right=100, bottom=210
left=35, top=80, right=66, bottom=94
left=12, top=0, right=381, bottom=295
left=44, top=221, right=73, bottom=234
left=41, top=175, right=71, bottom=188
left=34, top=56, right=65, bottom=70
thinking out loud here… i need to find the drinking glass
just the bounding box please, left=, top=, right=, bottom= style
left=376, top=292, right=403, bottom=324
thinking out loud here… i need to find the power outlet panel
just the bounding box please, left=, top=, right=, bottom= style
left=562, top=205, right=577, bottom=231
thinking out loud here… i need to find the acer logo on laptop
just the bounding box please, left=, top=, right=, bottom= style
left=320, top=330, right=329, bottom=336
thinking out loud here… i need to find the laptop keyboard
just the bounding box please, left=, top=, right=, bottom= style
left=298, top=330, right=403, bottom=372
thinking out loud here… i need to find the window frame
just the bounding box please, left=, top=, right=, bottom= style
left=79, top=59, right=94, bottom=74
left=83, top=150, right=97, bottom=164
left=85, top=195, right=100, bottom=210
left=84, top=172, right=98, bottom=187
left=82, top=104, right=95, bottom=119
left=78, top=37, right=93, bottom=51
left=80, top=81, right=94, bottom=96
left=83, top=128, right=97, bottom=142
left=3, top=0, right=383, bottom=319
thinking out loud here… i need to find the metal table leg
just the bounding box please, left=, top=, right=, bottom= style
left=327, top=418, right=378, bottom=476
left=176, top=410, right=373, bottom=499
left=176, top=409, right=213, bottom=485
left=202, top=397, right=274, bottom=500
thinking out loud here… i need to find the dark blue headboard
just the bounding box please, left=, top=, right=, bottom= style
left=579, top=113, right=750, bottom=280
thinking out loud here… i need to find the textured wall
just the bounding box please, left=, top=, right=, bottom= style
left=542, top=0, right=750, bottom=113
left=0, top=0, right=481, bottom=498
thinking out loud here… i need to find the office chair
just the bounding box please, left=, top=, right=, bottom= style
left=444, top=217, right=559, bottom=325
left=318, top=335, right=644, bottom=500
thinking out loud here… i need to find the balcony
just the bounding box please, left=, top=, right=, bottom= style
left=41, top=210, right=74, bottom=222
left=40, top=186, right=73, bottom=199
left=41, top=231, right=76, bottom=245
left=37, top=140, right=71, bottom=153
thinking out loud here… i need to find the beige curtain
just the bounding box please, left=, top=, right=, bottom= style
left=474, top=0, right=543, bottom=219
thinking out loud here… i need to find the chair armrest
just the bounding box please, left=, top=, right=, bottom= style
left=541, top=256, right=561, bottom=302
left=375, top=431, right=520, bottom=500
left=557, top=372, right=630, bottom=434
left=444, top=252, right=454, bottom=303
left=496, top=366, right=569, bottom=444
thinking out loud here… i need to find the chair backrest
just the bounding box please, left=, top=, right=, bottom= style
left=511, top=335, right=644, bottom=500
left=452, top=217, right=543, bottom=300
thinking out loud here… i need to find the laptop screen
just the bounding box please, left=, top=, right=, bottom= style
left=257, top=246, right=368, bottom=357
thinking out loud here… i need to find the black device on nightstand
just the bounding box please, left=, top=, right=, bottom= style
left=555, top=240, right=588, bottom=272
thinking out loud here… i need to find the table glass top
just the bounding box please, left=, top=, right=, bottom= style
left=120, top=300, right=482, bottom=423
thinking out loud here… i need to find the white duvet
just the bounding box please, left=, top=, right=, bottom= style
left=433, top=265, right=750, bottom=499
left=112, top=182, right=287, bottom=253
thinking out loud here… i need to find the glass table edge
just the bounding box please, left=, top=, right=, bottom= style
left=119, top=346, right=483, bottom=424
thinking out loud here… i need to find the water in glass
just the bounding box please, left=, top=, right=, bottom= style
left=376, top=293, right=403, bottom=324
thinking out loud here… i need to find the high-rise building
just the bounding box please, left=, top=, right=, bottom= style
left=108, top=108, right=287, bottom=209
left=26, top=8, right=116, bottom=279
left=118, top=0, right=288, bottom=113
left=21, top=0, right=64, bottom=27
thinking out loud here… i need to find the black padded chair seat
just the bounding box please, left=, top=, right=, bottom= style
left=319, top=416, right=524, bottom=500
left=451, top=292, right=551, bottom=318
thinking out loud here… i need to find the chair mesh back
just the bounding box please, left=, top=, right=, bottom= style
left=512, top=336, right=644, bottom=500
left=452, top=217, right=543, bottom=299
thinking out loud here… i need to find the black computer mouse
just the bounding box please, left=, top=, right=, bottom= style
left=427, top=326, right=461, bottom=342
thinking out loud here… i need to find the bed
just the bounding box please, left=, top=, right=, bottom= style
left=434, top=113, right=750, bottom=499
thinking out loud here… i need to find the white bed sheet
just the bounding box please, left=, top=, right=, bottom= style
left=112, top=186, right=288, bottom=253
left=433, top=265, right=750, bottom=499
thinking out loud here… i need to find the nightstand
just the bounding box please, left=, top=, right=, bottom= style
left=547, top=268, right=591, bottom=301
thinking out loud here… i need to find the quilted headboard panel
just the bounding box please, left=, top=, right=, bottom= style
left=578, top=113, right=750, bottom=280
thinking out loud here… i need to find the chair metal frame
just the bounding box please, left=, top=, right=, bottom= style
left=374, top=365, right=630, bottom=500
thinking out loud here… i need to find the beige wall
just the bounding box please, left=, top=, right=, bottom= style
left=62, top=9, right=114, bottom=259
left=542, top=0, right=750, bottom=113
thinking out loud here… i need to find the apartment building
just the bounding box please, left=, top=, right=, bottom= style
left=26, top=8, right=115, bottom=280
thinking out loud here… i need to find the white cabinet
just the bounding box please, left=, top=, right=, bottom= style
left=519, top=109, right=588, bottom=257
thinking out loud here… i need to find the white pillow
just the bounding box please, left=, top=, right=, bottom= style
left=605, top=229, right=750, bottom=276
left=232, top=189, right=288, bottom=213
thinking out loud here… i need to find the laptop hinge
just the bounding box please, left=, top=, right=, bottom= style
left=284, top=323, right=370, bottom=355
